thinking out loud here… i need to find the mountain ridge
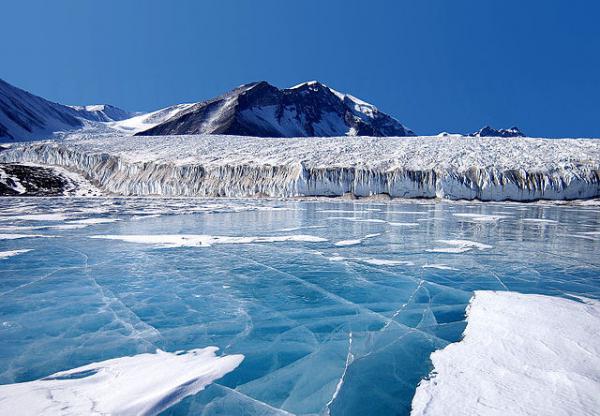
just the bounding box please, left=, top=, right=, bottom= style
left=1, top=77, right=532, bottom=141
left=0, top=79, right=131, bottom=141
left=135, top=80, right=415, bottom=137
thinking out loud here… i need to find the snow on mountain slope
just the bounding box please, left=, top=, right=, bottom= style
left=0, top=79, right=134, bottom=142
left=136, top=81, right=415, bottom=137
left=107, top=103, right=195, bottom=134
left=0, top=79, right=85, bottom=141
left=1, top=134, right=599, bottom=201
left=68, top=104, right=134, bottom=122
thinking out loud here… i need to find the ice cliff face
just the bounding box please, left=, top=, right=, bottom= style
left=1, top=135, right=599, bottom=201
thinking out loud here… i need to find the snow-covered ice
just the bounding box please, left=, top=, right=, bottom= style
left=0, top=347, right=243, bottom=416
left=411, top=291, right=600, bottom=416
left=426, top=240, right=492, bottom=254
left=0, top=249, right=31, bottom=259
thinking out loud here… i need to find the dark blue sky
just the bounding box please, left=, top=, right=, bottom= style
left=3, top=1, right=599, bottom=137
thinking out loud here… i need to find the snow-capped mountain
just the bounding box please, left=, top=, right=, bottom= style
left=0, top=79, right=131, bottom=141
left=136, top=81, right=415, bottom=137
left=470, top=126, right=525, bottom=138
left=68, top=104, right=134, bottom=123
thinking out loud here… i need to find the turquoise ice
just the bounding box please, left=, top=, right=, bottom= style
left=0, top=198, right=599, bottom=415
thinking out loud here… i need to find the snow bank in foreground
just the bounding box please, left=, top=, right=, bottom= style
left=0, top=347, right=243, bottom=416
left=411, top=291, right=600, bottom=416
left=1, top=135, right=599, bottom=201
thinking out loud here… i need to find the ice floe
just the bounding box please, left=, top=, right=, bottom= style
left=388, top=222, right=420, bottom=227
left=0, top=347, right=243, bottom=416
left=422, top=264, right=459, bottom=271
left=0, top=249, right=31, bottom=260
left=361, top=258, right=415, bottom=266
left=411, top=291, right=600, bottom=416
left=334, top=233, right=380, bottom=247
left=426, top=240, right=492, bottom=254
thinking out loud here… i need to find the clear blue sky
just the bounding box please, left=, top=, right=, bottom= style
left=3, top=0, right=599, bottom=137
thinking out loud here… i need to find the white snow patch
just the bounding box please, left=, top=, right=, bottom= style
left=334, top=239, right=362, bottom=247
left=0, top=347, right=243, bottom=416
left=9, top=213, right=69, bottom=222
left=521, top=218, right=558, bottom=224
left=0, top=167, right=26, bottom=194
left=67, top=218, right=120, bottom=225
left=334, top=233, right=380, bottom=247
left=90, top=234, right=327, bottom=247
left=422, top=264, right=459, bottom=271
left=362, top=258, right=415, bottom=266
left=426, top=240, right=492, bottom=253
left=108, top=103, right=195, bottom=134
left=411, top=291, right=600, bottom=416
left=0, top=249, right=32, bottom=259
left=453, top=213, right=508, bottom=222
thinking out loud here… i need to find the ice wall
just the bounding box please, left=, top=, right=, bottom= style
left=1, top=138, right=599, bottom=201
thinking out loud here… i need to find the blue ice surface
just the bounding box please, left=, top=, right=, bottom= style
left=0, top=197, right=599, bottom=415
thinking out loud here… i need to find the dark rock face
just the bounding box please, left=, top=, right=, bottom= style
left=470, top=126, right=525, bottom=138
left=137, top=81, right=415, bottom=137
left=0, top=164, right=70, bottom=196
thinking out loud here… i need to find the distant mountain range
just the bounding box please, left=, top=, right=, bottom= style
left=0, top=78, right=524, bottom=141
left=0, top=79, right=134, bottom=141
left=469, top=126, right=524, bottom=138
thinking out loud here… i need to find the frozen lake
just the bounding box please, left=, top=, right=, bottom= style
left=0, top=197, right=599, bottom=415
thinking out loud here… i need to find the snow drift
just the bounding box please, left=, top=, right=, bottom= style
left=410, top=291, right=600, bottom=416
left=1, top=134, right=599, bottom=201
left=0, top=347, right=243, bottom=416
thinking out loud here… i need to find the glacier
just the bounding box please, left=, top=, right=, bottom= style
left=1, top=134, right=599, bottom=201
left=0, top=197, right=599, bottom=415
